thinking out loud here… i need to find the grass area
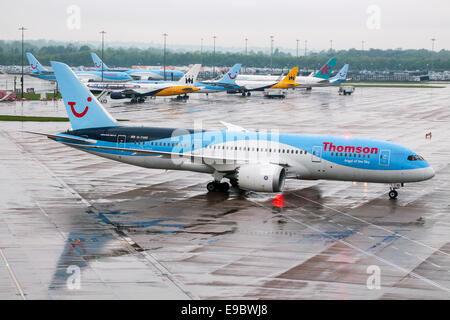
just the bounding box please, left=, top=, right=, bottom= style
left=342, top=84, right=445, bottom=88
left=0, top=115, right=69, bottom=122
left=46, top=92, right=62, bottom=99
left=0, top=115, right=129, bottom=122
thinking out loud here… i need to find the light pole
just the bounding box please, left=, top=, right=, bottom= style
left=270, top=35, right=274, bottom=72
left=431, top=38, right=436, bottom=51
left=304, top=40, right=307, bottom=56
left=200, top=38, right=203, bottom=65
left=163, top=33, right=168, bottom=81
left=245, top=38, right=248, bottom=73
left=212, top=35, right=216, bottom=78
left=100, top=30, right=106, bottom=82
left=296, top=39, right=299, bottom=59
left=431, top=38, right=436, bottom=71
left=361, top=40, right=365, bottom=51
left=330, top=40, right=333, bottom=51
left=19, top=26, right=27, bottom=99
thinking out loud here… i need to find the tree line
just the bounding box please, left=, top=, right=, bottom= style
left=0, top=40, right=449, bottom=71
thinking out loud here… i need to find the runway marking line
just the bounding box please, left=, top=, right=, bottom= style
left=0, top=248, right=26, bottom=300
left=248, top=198, right=450, bottom=294
left=289, top=192, right=450, bottom=258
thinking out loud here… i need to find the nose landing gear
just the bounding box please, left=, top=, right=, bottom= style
left=388, top=189, right=398, bottom=199
left=388, top=183, right=403, bottom=199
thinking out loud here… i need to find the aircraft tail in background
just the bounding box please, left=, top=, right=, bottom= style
left=330, top=64, right=349, bottom=83
left=217, top=64, right=242, bottom=84
left=313, top=57, right=337, bottom=80
left=26, top=52, right=49, bottom=73
left=90, top=52, right=110, bottom=71
left=270, top=67, right=299, bottom=89
left=178, top=64, right=201, bottom=85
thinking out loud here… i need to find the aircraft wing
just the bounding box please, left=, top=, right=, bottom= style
left=220, top=121, right=248, bottom=132
left=197, top=81, right=238, bottom=89
left=25, top=131, right=98, bottom=144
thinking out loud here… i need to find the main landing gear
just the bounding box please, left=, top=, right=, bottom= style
left=207, top=181, right=230, bottom=192
left=388, top=183, right=403, bottom=199
left=241, top=91, right=251, bottom=97
left=175, top=94, right=189, bottom=101
left=130, top=97, right=145, bottom=103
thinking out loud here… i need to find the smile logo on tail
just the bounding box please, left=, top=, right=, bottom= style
left=94, top=62, right=102, bottom=68
left=319, top=64, right=331, bottom=76
left=68, top=97, right=90, bottom=118
left=339, top=72, right=346, bottom=77
left=30, top=64, right=37, bottom=70
left=228, top=72, right=237, bottom=79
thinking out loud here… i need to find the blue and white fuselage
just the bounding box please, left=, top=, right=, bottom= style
left=33, top=61, right=434, bottom=198
left=90, top=52, right=184, bottom=80
left=26, top=52, right=133, bottom=82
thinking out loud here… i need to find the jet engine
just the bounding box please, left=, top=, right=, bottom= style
left=110, top=92, right=126, bottom=100
left=235, top=164, right=286, bottom=192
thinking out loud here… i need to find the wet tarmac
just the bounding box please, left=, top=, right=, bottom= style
left=1, top=74, right=450, bottom=299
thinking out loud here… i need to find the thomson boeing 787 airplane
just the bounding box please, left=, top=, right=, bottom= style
left=30, top=62, right=434, bottom=199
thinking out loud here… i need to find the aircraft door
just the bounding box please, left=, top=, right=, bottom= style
left=311, top=146, right=322, bottom=162
left=117, top=135, right=126, bottom=150
left=379, top=149, right=390, bottom=166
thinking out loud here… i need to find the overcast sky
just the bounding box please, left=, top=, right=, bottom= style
left=1, top=0, right=448, bottom=52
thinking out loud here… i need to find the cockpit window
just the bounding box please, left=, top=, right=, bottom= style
left=407, top=154, right=425, bottom=161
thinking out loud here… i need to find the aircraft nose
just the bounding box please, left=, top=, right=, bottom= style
left=424, top=166, right=435, bottom=180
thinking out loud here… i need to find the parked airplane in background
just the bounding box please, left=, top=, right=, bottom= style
left=237, top=58, right=338, bottom=90
left=187, top=63, right=242, bottom=94
left=234, top=67, right=299, bottom=96
left=26, top=53, right=57, bottom=81
left=29, top=61, right=434, bottom=199
left=87, top=64, right=201, bottom=102
left=328, top=64, right=349, bottom=85
left=91, top=52, right=184, bottom=80
left=27, top=52, right=133, bottom=82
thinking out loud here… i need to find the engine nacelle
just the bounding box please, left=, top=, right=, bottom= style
left=110, top=92, right=126, bottom=100
left=236, top=164, right=286, bottom=192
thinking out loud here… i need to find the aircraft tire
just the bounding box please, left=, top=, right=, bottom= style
left=389, top=190, right=398, bottom=199
left=207, top=182, right=217, bottom=192
left=219, top=182, right=230, bottom=192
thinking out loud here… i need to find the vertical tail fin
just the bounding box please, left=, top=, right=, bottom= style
left=51, top=61, right=118, bottom=130
left=178, top=64, right=201, bottom=85
left=90, top=52, right=110, bottom=71
left=313, top=57, right=337, bottom=80
left=336, top=64, right=349, bottom=80
left=329, top=64, right=349, bottom=84
left=26, top=53, right=49, bottom=73
left=217, top=64, right=242, bottom=84
left=280, top=67, right=298, bottom=83
left=270, top=67, right=298, bottom=89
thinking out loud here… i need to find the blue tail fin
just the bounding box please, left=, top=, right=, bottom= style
left=218, top=64, right=242, bottom=84
left=313, top=57, right=337, bottom=80
left=26, top=53, right=49, bottom=73
left=329, top=64, right=349, bottom=84
left=90, top=52, right=110, bottom=71
left=51, top=61, right=118, bottom=130
left=337, top=64, right=349, bottom=80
